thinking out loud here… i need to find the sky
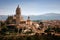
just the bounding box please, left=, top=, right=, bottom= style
left=0, top=0, right=60, bottom=15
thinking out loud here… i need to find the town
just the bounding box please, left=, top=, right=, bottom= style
left=0, top=5, right=60, bottom=40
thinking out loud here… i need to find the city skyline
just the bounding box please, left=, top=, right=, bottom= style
left=0, top=0, right=60, bottom=15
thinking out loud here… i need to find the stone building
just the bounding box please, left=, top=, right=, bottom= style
left=6, top=5, right=44, bottom=33
left=13, top=5, right=32, bottom=27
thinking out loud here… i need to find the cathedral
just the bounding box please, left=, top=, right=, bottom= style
left=13, top=5, right=32, bottom=27
left=6, top=5, right=45, bottom=33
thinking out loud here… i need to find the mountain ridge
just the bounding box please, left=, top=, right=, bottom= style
left=0, top=13, right=60, bottom=20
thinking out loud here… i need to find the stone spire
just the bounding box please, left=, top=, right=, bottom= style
left=17, top=5, right=20, bottom=9
left=18, top=5, right=19, bottom=8
left=16, top=5, right=21, bottom=14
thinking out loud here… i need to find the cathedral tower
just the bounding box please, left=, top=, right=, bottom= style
left=16, top=5, right=21, bottom=26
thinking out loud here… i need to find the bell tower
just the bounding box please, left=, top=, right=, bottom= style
left=16, top=5, right=21, bottom=26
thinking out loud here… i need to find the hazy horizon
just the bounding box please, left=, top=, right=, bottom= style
left=0, top=0, right=60, bottom=15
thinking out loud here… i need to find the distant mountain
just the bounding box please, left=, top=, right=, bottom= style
left=23, top=13, right=60, bottom=20
left=0, top=13, right=60, bottom=20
